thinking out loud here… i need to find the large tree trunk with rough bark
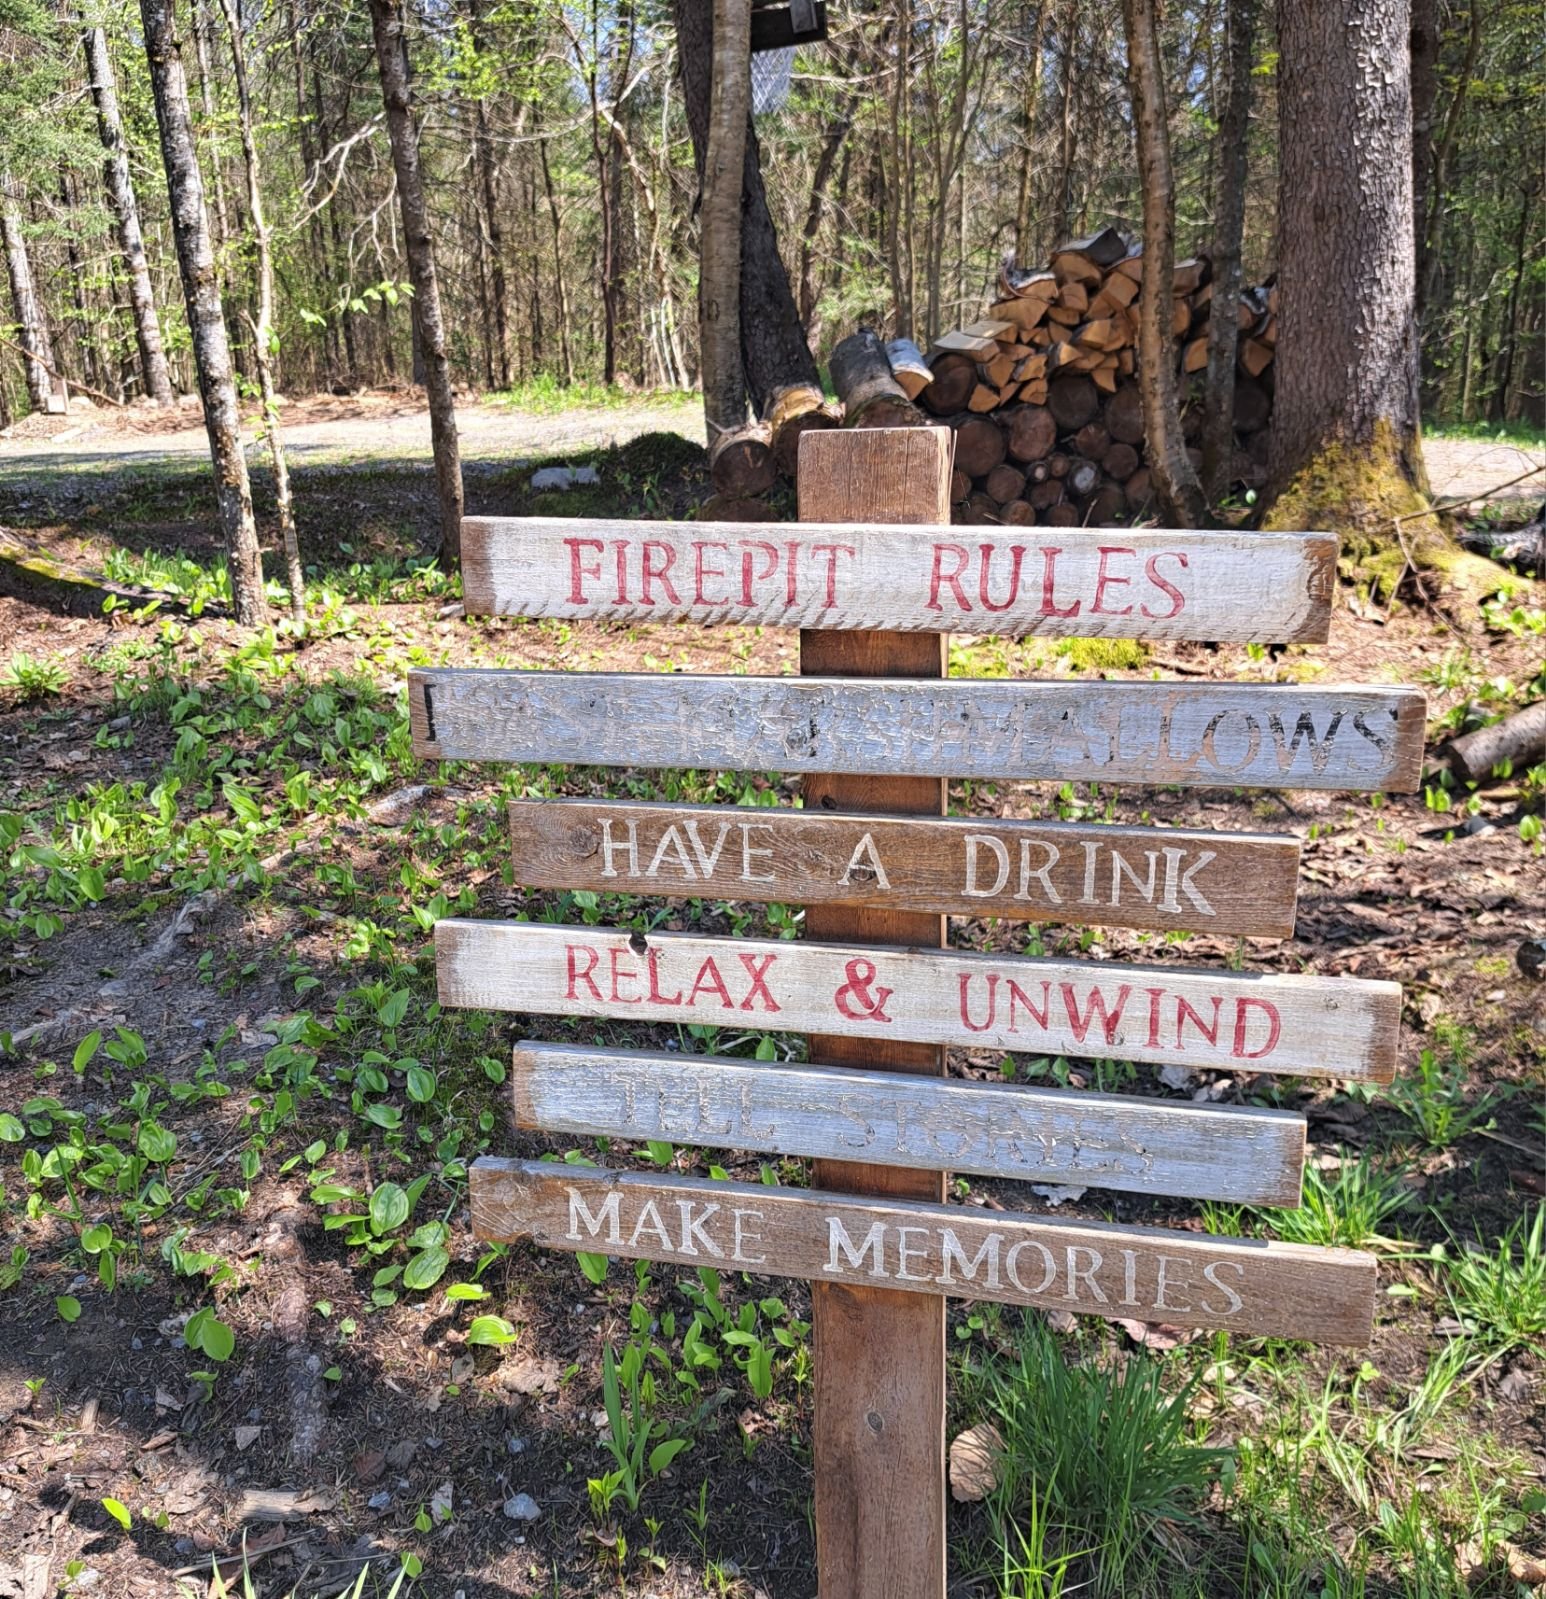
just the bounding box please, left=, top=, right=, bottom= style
left=1199, top=0, right=1258, bottom=503
left=1264, top=0, right=1449, bottom=586
left=1, top=177, right=61, bottom=414
left=698, top=0, right=749, bottom=441
left=138, top=0, right=268, bottom=625
left=84, top=19, right=174, bottom=405
left=672, top=0, right=818, bottom=417
left=1120, top=0, right=1205, bottom=526
left=369, top=0, right=463, bottom=569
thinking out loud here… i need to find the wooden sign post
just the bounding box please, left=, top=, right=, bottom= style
left=798, top=428, right=953, bottom=1596
left=411, top=426, right=1421, bottom=1599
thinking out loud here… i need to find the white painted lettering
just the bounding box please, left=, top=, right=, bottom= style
left=839, top=832, right=892, bottom=892
left=731, top=1208, right=766, bottom=1265
left=1201, top=1260, right=1245, bottom=1317
left=895, top=1226, right=933, bottom=1282
left=567, top=1187, right=622, bottom=1246
left=963, top=833, right=1011, bottom=897
left=1016, top=838, right=1061, bottom=903
left=599, top=819, right=638, bottom=879
left=825, top=1217, right=889, bottom=1278
left=738, top=823, right=775, bottom=884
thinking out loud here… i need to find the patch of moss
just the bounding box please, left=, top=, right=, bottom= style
left=1263, top=419, right=1504, bottom=604
left=1055, top=637, right=1150, bottom=672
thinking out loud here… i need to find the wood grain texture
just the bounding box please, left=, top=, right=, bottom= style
left=468, top=1157, right=1377, bottom=1345
left=408, top=671, right=1427, bottom=792
left=507, top=799, right=1303, bottom=938
left=457, top=514, right=1337, bottom=643
left=797, top=424, right=949, bottom=1599
left=509, top=1041, right=1308, bottom=1205
left=434, top=921, right=1402, bottom=1083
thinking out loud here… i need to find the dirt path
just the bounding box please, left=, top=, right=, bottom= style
left=1423, top=434, right=1544, bottom=507
left=0, top=391, right=704, bottom=478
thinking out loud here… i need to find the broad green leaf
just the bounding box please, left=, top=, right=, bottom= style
left=405, top=1065, right=437, bottom=1104
left=444, top=1282, right=488, bottom=1302
left=576, top=1251, right=609, bottom=1285
left=101, top=1498, right=131, bottom=1531
left=56, top=1295, right=81, bottom=1323
left=368, top=1182, right=410, bottom=1236
left=137, top=1123, right=176, bottom=1163
left=648, top=1438, right=690, bottom=1475
left=466, top=1315, right=518, bottom=1347
left=0, top=1113, right=24, bottom=1142
left=72, top=1032, right=102, bottom=1071
left=403, top=1246, right=450, bottom=1291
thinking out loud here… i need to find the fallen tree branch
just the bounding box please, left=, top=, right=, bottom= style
left=0, top=332, right=126, bottom=409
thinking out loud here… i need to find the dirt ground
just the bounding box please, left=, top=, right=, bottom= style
left=0, top=400, right=1542, bottom=1599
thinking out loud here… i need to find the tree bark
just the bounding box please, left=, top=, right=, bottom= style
left=699, top=0, right=749, bottom=440
left=1, top=177, right=61, bottom=413
left=672, top=0, right=818, bottom=415
left=1120, top=0, right=1205, bottom=525
left=1267, top=0, right=1427, bottom=525
left=1199, top=0, right=1258, bottom=502
left=369, top=0, right=463, bottom=569
left=138, top=0, right=267, bottom=625
left=1014, top=0, right=1052, bottom=261
left=84, top=18, right=175, bottom=405
left=217, top=0, right=304, bottom=618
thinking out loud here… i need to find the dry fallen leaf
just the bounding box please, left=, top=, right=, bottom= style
left=948, top=1422, right=1004, bottom=1503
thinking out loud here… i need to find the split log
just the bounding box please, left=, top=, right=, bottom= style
left=1085, top=483, right=1128, bottom=525
left=698, top=494, right=780, bottom=522
left=1044, top=504, right=1081, bottom=526
left=1239, top=337, right=1274, bottom=378
left=830, top=330, right=923, bottom=428
left=1000, top=499, right=1036, bottom=525
left=1047, top=452, right=1071, bottom=479
left=886, top=339, right=934, bottom=399
left=950, top=469, right=971, bottom=503
left=1173, top=257, right=1208, bottom=295
left=922, top=352, right=978, bottom=415
left=962, top=492, right=1000, bottom=524
left=1125, top=466, right=1152, bottom=507
left=1446, top=703, right=1546, bottom=785
left=952, top=415, right=1006, bottom=477
left=1066, top=458, right=1100, bottom=499
left=1029, top=479, right=1064, bottom=510
left=765, top=383, right=840, bottom=477
left=1232, top=379, right=1271, bottom=433
left=1047, top=375, right=1099, bottom=432
left=709, top=423, right=777, bottom=496
left=1006, top=404, right=1056, bottom=463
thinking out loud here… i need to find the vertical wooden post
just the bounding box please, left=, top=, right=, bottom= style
left=799, top=426, right=953, bottom=1599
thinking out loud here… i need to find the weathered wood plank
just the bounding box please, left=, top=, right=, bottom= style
left=508, top=800, right=1302, bottom=938
left=795, top=425, right=950, bottom=1599
left=510, top=1041, right=1308, bottom=1205
left=436, top=922, right=1402, bottom=1083
left=459, top=515, right=1338, bottom=643
left=410, top=671, right=1427, bottom=792
left=469, top=1158, right=1376, bottom=1344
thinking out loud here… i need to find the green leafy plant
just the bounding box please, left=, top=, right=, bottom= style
left=1440, top=1207, right=1545, bottom=1365
left=1256, top=1150, right=1410, bottom=1248
left=599, top=1342, right=691, bottom=1513
left=1, top=652, right=69, bottom=701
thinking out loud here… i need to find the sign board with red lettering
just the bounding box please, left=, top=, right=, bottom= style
left=509, top=1042, right=1307, bottom=1205
left=461, top=515, right=1338, bottom=643
left=410, top=671, right=1426, bottom=791
left=508, top=800, right=1302, bottom=938
left=469, top=1159, right=1376, bottom=1345
left=436, top=922, right=1401, bottom=1083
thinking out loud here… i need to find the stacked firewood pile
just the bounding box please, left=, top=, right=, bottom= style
left=702, top=225, right=1279, bottom=527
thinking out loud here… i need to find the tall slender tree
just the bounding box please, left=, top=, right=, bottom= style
left=698, top=0, right=748, bottom=439
left=0, top=175, right=60, bottom=412
left=1121, top=0, right=1205, bottom=526
left=216, top=0, right=304, bottom=617
left=139, top=0, right=268, bottom=625
left=82, top=14, right=174, bottom=405
left=369, top=0, right=462, bottom=569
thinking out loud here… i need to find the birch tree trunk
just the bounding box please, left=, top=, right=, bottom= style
left=1199, top=0, right=1258, bottom=502
left=1120, top=0, right=1205, bottom=526
left=139, top=0, right=267, bottom=625
left=699, top=0, right=749, bottom=439
left=369, top=0, right=463, bottom=569
left=216, top=0, right=304, bottom=619
left=83, top=18, right=174, bottom=405
left=1, top=177, right=61, bottom=413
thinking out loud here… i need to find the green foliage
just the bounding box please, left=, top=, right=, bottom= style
left=0, top=653, right=69, bottom=701
left=1440, top=1207, right=1546, bottom=1361
left=1255, top=1150, right=1411, bottom=1248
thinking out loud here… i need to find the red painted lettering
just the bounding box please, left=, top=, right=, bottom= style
left=740, top=540, right=780, bottom=605
left=1091, top=546, right=1136, bottom=616
left=1141, top=551, right=1188, bottom=619
left=612, top=540, right=629, bottom=605
left=565, top=945, right=602, bottom=1001
left=785, top=541, right=799, bottom=604
left=1061, top=982, right=1132, bottom=1047
left=565, top=538, right=605, bottom=604
left=641, top=541, right=681, bottom=605
left=959, top=972, right=997, bottom=1031
left=1232, top=997, right=1282, bottom=1059
left=1175, top=994, right=1221, bottom=1049
left=1007, top=978, right=1051, bottom=1030
left=737, top=953, right=780, bottom=1012
left=1039, top=547, right=1080, bottom=617
left=978, top=543, right=1027, bottom=613
left=687, top=957, right=734, bottom=1009
left=927, top=543, right=972, bottom=612
left=693, top=541, right=729, bottom=606
left=810, top=543, right=856, bottom=608
left=646, top=950, right=682, bottom=1006
left=609, top=947, right=640, bottom=1005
